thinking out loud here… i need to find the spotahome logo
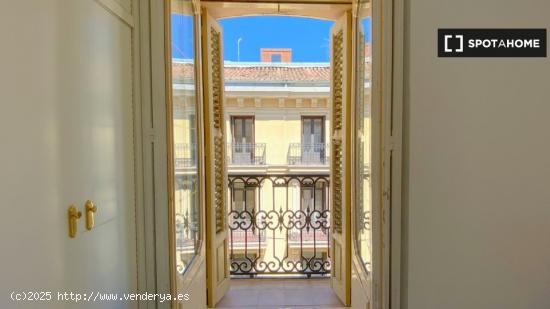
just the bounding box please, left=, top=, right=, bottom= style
left=438, top=29, right=546, bottom=57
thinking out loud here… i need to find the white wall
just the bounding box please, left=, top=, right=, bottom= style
left=0, top=1, right=137, bottom=308
left=403, top=1, right=550, bottom=308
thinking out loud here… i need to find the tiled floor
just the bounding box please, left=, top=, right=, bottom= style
left=217, top=278, right=345, bottom=309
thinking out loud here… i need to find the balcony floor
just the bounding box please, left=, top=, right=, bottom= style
left=217, top=278, right=344, bottom=308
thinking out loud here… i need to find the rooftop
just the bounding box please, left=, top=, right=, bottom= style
left=224, top=61, right=330, bottom=82
left=171, top=59, right=371, bottom=85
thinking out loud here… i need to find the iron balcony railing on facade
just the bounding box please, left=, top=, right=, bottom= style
left=227, top=143, right=266, bottom=165
left=228, top=174, right=331, bottom=278
left=175, top=143, right=196, bottom=169
left=287, top=143, right=329, bottom=165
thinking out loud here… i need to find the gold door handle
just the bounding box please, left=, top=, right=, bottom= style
left=68, top=205, right=82, bottom=238
left=85, top=200, right=97, bottom=230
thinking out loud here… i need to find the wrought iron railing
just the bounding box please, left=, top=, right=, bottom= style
left=287, top=143, right=329, bottom=165
left=228, top=174, right=330, bottom=277
left=174, top=143, right=196, bottom=169
left=227, top=143, right=266, bottom=165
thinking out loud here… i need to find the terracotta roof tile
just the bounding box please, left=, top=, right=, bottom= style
left=172, top=62, right=196, bottom=83
left=171, top=61, right=371, bottom=83
left=223, top=65, right=329, bottom=82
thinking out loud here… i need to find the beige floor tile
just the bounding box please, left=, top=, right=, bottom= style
left=258, top=290, right=285, bottom=306
left=217, top=278, right=342, bottom=308
left=312, top=291, right=343, bottom=306
left=218, top=289, right=259, bottom=307
left=284, top=289, right=315, bottom=306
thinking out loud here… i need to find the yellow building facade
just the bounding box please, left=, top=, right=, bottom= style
left=223, top=62, right=332, bottom=276
left=172, top=59, right=371, bottom=277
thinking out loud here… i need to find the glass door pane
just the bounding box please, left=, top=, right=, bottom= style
left=244, top=118, right=254, bottom=145
left=355, top=0, right=373, bottom=277
left=232, top=116, right=254, bottom=162
left=233, top=118, right=243, bottom=144
left=313, top=118, right=322, bottom=144
left=169, top=0, right=200, bottom=277
left=302, top=117, right=325, bottom=163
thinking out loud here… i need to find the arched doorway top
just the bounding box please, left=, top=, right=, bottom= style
left=200, top=2, right=352, bottom=21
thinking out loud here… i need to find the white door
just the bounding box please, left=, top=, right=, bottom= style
left=201, top=9, right=231, bottom=307
left=0, top=1, right=137, bottom=308
left=45, top=1, right=138, bottom=306
left=329, top=11, right=353, bottom=306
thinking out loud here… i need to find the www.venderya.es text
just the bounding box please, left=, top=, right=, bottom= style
left=10, top=291, right=190, bottom=303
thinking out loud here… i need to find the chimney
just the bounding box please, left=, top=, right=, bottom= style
left=260, top=48, right=292, bottom=63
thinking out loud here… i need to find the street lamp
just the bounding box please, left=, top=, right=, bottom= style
left=237, top=37, right=243, bottom=62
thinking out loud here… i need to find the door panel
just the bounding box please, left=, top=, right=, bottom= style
left=0, top=1, right=137, bottom=308
left=302, top=117, right=324, bottom=144
left=302, top=116, right=326, bottom=163
left=201, top=9, right=230, bottom=307
left=351, top=0, right=376, bottom=307
left=330, top=11, right=353, bottom=306
left=61, top=2, right=137, bottom=304
left=231, top=116, right=255, bottom=163
left=232, top=116, right=254, bottom=145
left=167, top=0, right=207, bottom=308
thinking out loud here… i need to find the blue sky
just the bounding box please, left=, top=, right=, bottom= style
left=171, top=14, right=195, bottom=59
left=171, top=15, right=371, bottom=62
left=220, top=16, right=333, bottom=62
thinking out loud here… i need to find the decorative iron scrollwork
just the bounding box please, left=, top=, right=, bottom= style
left=228, top=174, right=331, bottom=276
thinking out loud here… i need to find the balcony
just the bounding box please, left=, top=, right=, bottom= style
left=228, top=174, right=330, bottom=278
left=227, top=143, right=266, bottom=165
left=178, top=142, right=332, bottom=168
left=287, top=143, right=329, bottom=165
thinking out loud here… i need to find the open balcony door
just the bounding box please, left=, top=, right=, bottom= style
left=330, top=11, right=353, bottom=306
left=201, top=9, right=230, bottom=307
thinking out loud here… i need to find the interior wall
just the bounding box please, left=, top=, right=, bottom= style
left=0, top=1, right=138, bottom=308
left=402, top=1, right=550, bottom=308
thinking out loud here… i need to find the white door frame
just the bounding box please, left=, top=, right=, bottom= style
left=381, top=0, right=404, bottom=307
left=136, top=0, right=172, bottom=308
left=94, top=0, right=163, bottom=307
left=350, top=0, right=404, bottom=308
left=135, top=0, right=405, bottom=308
left=387, top=0, right=404, bottom=308
left=138, top=1, right=210, bottom=308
